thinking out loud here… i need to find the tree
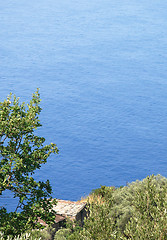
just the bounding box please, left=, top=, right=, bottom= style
left=0, top=90, right=58, bottom=237
left=63, top=175, right=167, bottom=240
left=124, top=175, right=167, bottom=239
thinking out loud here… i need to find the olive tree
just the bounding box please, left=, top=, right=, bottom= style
left=0, top=90, right=58, bottom=237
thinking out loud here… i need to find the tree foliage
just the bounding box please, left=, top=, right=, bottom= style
left=0, top=90, right=58, bottom=237
left=60, top=175, right=167, bottom=240
left=124, top=175, right=167, bottom=239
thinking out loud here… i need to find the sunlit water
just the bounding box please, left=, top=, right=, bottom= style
left=1, top=0, right=167, bottom=211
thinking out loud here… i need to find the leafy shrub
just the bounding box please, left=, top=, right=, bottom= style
left=0, top=231, right=41, bottom=240
left=28, top=227, right=55, bottom=240
left=66, top=175, right=167, bottom=240
left=123, top=175, right=167, bottom=239
left=0, top=227, right=54, bottom=240
left=110, top=174, right=167, bottom=233
left=68, top=194, right=118, bottom=240
left=90, top=185, right=115, bottom=199
left=2, top=175, right=166, bottom=240
left=54, top=228, right=71, bottom=240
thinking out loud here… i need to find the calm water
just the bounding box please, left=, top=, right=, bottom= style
left=1, top=0, right=167, bottom=210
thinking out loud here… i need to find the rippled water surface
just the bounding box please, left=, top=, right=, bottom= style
left=1, top=0, right=167, bottom=209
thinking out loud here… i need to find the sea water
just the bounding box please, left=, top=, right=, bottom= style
left=0, top=0, right=167, bottom=211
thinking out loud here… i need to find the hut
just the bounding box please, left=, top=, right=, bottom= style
left=53, top=199, right=87, bottom=226
left=38, top=199, right=87, bottom=233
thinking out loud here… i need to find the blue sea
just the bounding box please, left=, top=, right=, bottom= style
left=1, top=0, right=167, bottom=211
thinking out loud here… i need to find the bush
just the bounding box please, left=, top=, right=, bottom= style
left=54, top=229, right=71, bottom=240
left=123, top=175, right=167, bottom=239
left=0, top=227, right=55, bottom=240
left=66, top=175, right=167, bottom=240
left=6, top=175, right=166, bottom=240
left=0, top=232, right=40, bottom=240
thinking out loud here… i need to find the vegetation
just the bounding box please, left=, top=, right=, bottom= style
left=1, top=171, right=167, bottom=240
left=0, top=90, right=58, bottom=238
left=0, top=226, right=54, bottom=240
left=56, top=175, right=167, bottom=240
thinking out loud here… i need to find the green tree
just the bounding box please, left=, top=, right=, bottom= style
left=123, top=175, right=167, bottom=240
left=64, top=175, right=167, bottom=240
left=0, top=90, right=58, bottom=238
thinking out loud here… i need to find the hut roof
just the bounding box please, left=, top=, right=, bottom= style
left=53, top=199, right=87, bottom=218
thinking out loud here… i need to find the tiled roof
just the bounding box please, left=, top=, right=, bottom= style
left=52, top=199, right=87, bottom=217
